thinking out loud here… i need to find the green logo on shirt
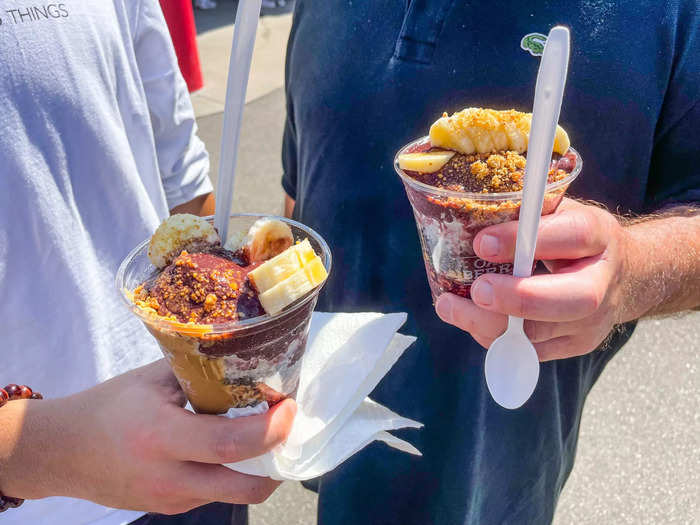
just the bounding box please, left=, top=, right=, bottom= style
left=521, top=33, right=547, bottom=56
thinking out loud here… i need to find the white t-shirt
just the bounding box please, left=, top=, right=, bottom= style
left=0, top=1, right=212, bottom=523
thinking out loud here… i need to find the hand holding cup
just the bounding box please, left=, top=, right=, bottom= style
left=1, top=360, right=296, bottom=514
left=435, top=198, right=630, bottom=361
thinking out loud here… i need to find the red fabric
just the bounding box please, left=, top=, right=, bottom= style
left=158, top=0, right=204, bottom=92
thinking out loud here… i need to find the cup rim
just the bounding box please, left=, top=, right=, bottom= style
left=115, top=213, right=332, bottom=335
left=394, top=136, right=581, bottom=201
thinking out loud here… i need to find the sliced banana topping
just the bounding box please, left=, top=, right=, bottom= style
left=248, top=239, right=328, bottom=315
left=398, top=150, right=455, bottom=173
left=248, top=239, right=314, bottom=293
left=429, top=108, right=570, bottom=155
left=148, top=214, right=220, bottom=269
left=244, top=218, right=294, bottom=263
left=258, top=269, right=314, bottom=316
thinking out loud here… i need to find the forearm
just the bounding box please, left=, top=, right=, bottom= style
left=284, top=194, right=295, bottom=219
left=0, top=399, right=73, bottom=500
left=619, top=207, right=700, bottom=321
left=170, top=192, right=215, bottom=217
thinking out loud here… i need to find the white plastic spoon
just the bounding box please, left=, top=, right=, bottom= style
left=214, top=0, right=263, bottom=243
left=484, top=26, right=571, bottom=409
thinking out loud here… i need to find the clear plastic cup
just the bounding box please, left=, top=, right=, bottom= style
left=395, top=137, right=581, bottom=301
left=116, top=214, right=332, bottom=414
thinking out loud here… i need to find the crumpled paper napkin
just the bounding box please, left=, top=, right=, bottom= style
left=223, top=312, right=422, bottom=480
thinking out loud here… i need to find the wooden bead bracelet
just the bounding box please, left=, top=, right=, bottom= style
left=0, top=384, right=43, bottom=513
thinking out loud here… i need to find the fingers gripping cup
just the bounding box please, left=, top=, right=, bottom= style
left=117, top=214, right=331, bottom=414
left=395, top=108, right=581, bottom=300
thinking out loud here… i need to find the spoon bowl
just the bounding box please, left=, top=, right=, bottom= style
left=484, top=317, right=540, bottom=409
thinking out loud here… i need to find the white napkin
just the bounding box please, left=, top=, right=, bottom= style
left=223, top=312, right=422, bottom=480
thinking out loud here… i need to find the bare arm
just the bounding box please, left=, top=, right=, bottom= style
left=620, top=207, right=700, bottom=319
left=284, top=194, right=295, bottom=219
left=170, top=192, right=216, bottom=217
left=0, top=360, right=295, bottom=513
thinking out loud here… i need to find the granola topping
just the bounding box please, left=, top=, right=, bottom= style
left=134, top=250, right=264, bottom=324
left=408, top=149, right=569, bottom=194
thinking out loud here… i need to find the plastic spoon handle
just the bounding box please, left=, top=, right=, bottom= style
left=513, top=27, right=570, bottom=279
left=214, top=0, right=263, bottom=243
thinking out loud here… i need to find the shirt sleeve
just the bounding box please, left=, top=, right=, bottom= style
left=645, top=4, right=700, bottom=211
left=132, top=0, right=213, bottom=210
left=281, top=102, right=298, bottom=200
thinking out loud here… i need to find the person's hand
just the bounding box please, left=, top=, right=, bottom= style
left=435, top=198, right=632, bottom=361
left=3, top=360, right=296, bottom=514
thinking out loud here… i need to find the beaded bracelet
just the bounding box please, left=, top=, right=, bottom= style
left=0, top=384, right=43, bottom=513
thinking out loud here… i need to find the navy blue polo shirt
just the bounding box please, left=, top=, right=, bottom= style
left=282, top=2, right=699, bottom=524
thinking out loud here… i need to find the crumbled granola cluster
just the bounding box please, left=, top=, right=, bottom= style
left=414, top=149, right=567, bottom=193
left=134, top=250, right=264, bottom=324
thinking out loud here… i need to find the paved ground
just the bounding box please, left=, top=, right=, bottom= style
left=192, top=0, right=292, bottom=117
left=191, top=5, right=699, bottom=524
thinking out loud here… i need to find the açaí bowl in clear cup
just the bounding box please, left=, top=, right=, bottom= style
left=116, top=214, right=332, bottom=414
left=395, top=137, right=581, bottom=301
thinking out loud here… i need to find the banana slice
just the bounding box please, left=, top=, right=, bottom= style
left=429, top=108, right=570, bottom=155
left=257, top=255, right=328, bottom=315
left=552, top=121, right=570, bottom=156
left=248, top=239, right=316, bottom=293
left=398, top=150, right=455, bottom=173
left=295, top=238, right=317, bottom=264
left=148, top=214, right=220, bottom=269
left=248, top=239, right=328, bottom=315
left=244, top=218, right=294, bottom=263
left=302, top=255, right=328, bottom=284
left=502, top=113, right=529, bottom=153
left=258, top=268, right=314, bottom=315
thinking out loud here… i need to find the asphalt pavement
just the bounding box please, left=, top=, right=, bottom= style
left=192, top=6, right=699, bottom=524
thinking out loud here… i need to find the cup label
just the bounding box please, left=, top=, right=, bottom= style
left=455, top=256, right=513, bottom=281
